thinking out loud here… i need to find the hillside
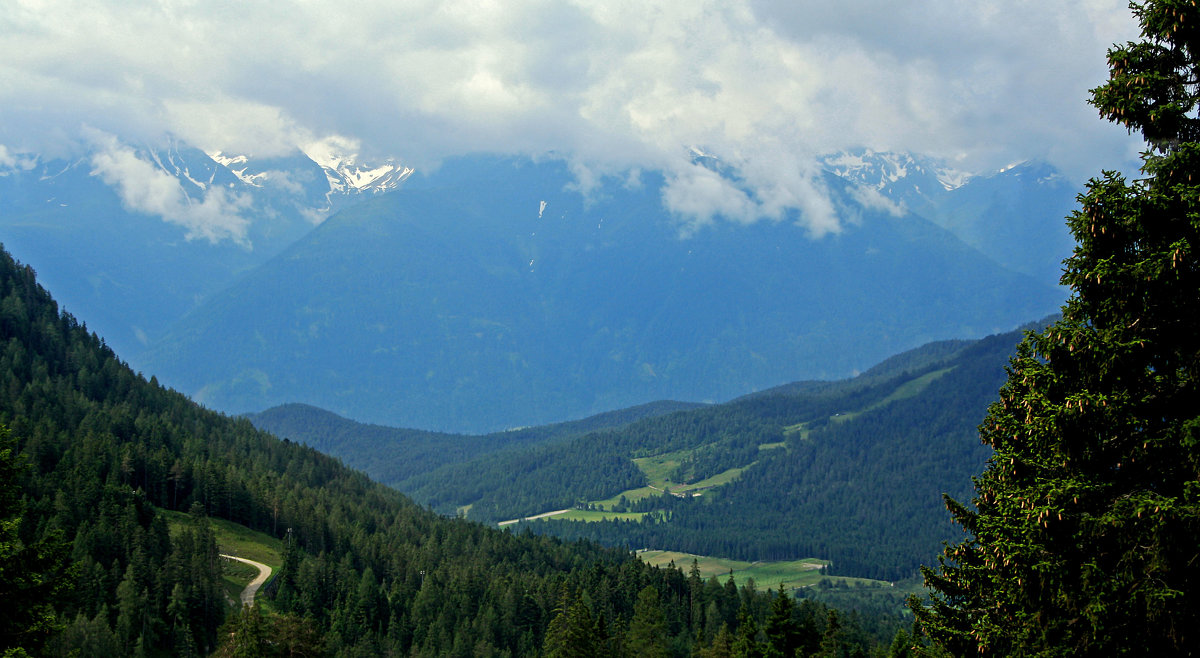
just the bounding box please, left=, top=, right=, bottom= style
left=0, top=244, right=888, bottom=656
left=246, top=399, right=704, bottom=488
left=283, top=323, right=1035, bottom=581
left=519, top=328, right=1024, bottom=580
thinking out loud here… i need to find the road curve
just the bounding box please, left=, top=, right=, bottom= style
left=220, top=554, right=273, bottom=607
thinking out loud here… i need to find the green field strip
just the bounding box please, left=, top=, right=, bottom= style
left=638, top=549, right=890, bottom=591
left=638, top=550, right=832, bottom=590
left=782, top=423, right=810, bottom=438
left=672, top=463, right=753, bottom=494
left=592, top=486, right=664, bottom=510
left=555, top=509, right=649, bottom=522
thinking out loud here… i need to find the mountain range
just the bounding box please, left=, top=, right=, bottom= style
left=1, top=142, right=1077, bottom=432
left=0, top=138, right=406, bottom=355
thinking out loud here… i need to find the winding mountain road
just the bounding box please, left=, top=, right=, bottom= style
left=220, top=554, right=273, bottom=607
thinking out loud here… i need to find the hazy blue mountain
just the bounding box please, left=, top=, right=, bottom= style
left=139, top=154, right=1063, bottom=432
left=825, top=150, right=1078, bottom=283
left=0, top=139, right=406, bottom=356
left=923, top=161, right=1078, bottom=284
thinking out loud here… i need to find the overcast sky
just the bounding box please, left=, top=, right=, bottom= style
left=1, top=0, right=1145, bottom=234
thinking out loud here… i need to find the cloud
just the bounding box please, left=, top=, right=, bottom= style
left=0, top=0, right=1143, bottom=234
left=87, top=132, right=252, bottom=244
left=0, top=145, right=37, bottom=174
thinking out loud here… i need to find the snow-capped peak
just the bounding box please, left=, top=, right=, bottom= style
left=302, top=137, right=413, bottom=195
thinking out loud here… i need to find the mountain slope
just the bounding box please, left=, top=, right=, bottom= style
left=246, top=398, right=704, bottom=488
left=824, top=150, right=1078, bottom=285
left=0, top=243, right=892, bottom=655
left=142, top=155, right=1063, bottom=432
left=514, top=328, right=1024, bottom=580
left=267, top=322, right=1035, bottom=580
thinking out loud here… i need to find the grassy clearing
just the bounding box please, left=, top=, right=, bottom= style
left=673, top=463, right=752, bottom=494
left=633, top=449, right=753, bottom=496
left=758, top=442, right=786, bottom=451
left=632, top=449, right=690, bottom=488
left=638, top=550, right=753, bottom=577
left=592, top=486, right=664, bottom=510
left=637, top=550, right=885, bottom=592
left=783, top=423, right=809, bottom=439
left=160, top=509, right=283, bottom=569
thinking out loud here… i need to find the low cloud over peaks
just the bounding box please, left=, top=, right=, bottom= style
left=87, top=133, right=252, bottom=245
left=1, top=0, right=1143, bottom=234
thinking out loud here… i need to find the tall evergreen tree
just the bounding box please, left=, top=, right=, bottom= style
left=764, top=585, right=801, bottom=658
left=913, top=1, right=1200, bottom=654
left=543, top=591, right=602, bottom=658
left=626, top=586, right=670, bottom=658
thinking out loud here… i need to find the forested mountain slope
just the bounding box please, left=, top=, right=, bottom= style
left=525, top=329, right=1025, bottom=580
left=247, top=399, right=704, bottom=488
left=295, top=324, right=1033, bottom=582
left=0, top=244, right=888, bottom=656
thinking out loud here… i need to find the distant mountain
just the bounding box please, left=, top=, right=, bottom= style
left=823, top=150, right=1078, bottom=283
left=140, top=154, right=1064, bottom=432
left=0, top=138, right=406, bottom=356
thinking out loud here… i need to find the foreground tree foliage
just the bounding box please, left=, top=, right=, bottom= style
left=913, top=1, right=1200, bottom=654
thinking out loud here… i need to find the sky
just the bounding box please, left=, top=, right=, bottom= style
left=1, top=0, right=1145, bottom=237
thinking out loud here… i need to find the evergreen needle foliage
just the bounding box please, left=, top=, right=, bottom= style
left=912, top=1, right=1200, bottom=654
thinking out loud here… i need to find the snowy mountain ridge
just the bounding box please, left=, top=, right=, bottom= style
left=821, top=149, right=973, bottom=193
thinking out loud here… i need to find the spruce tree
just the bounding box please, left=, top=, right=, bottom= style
left=913, top=1, right=1200, bottom=654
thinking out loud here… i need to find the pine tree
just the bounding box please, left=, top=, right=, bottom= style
left=543, top=591, right=601, bottom=658
left=763, top=585, right=800, bottom=658
left=913, top=1, right=1200, bottom=654
left=732, top=605, right=762, bottom=658
left=626, top=585, right=670, bottom=658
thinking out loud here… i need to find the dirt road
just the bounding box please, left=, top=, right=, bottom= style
left=221, top=554, right=273, bottom=607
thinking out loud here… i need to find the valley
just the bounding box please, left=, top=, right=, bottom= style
left=4, top=1, right=1187, bottom=654
left=258, top=320, right=1031, bottom=583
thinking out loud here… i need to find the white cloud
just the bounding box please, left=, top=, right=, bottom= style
left=0, top=145, right=37, bottom=174
left=87, top=132, right=252, bottom=244
left=0, top=0, right=1143, bottom=234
